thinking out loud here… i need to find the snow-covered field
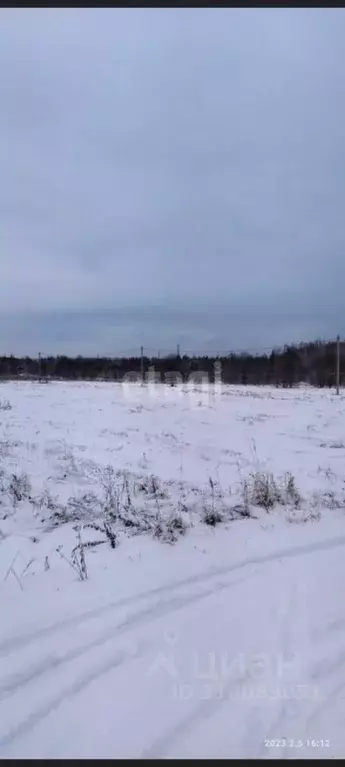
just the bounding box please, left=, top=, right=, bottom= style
left=1, top=380, right=345, bottom=758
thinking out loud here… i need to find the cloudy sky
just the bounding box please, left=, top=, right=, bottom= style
left=0, top=8, right=345, bottom=356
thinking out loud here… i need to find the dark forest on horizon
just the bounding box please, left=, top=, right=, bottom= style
left=0, top=339, right=343, bottom=389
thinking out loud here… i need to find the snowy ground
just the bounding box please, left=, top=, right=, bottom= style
left=1, top=380, right=345, bottom=758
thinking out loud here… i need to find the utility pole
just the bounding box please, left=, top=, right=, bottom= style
left=177, top=344, right=180, bottom=358
left=336, top=335, right=340, bottom=395
left=140, top=345, right=144, bottom=384
left=38, top=352, right=42, bottom=382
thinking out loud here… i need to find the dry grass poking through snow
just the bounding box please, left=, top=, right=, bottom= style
left=0, top=381, right=345, bottom=572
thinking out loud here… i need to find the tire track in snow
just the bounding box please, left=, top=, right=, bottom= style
left=1, top=544, right=335, bottom=758
left=255, top=581, right=304, bottom=760
left=0, top=570, right=255, bottom=751
left=140, top=666, right=255, bottom=759
left=2, top=534, right=345, bottom=660
left=304, top=625, right=345, bottom=732
left=0, top=570, right=253, bottom=704
left=0, top=641, right=145, bottom=752
left=255, top=580, right=345, bottom=759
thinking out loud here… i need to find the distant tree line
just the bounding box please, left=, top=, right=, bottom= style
left=0, top=340, right=342, bottom=388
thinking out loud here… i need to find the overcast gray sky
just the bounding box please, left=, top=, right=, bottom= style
left=0, top=8, right=345, bottom=356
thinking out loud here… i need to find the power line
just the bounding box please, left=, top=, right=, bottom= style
left=3, top=338, right=343, bottom=361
